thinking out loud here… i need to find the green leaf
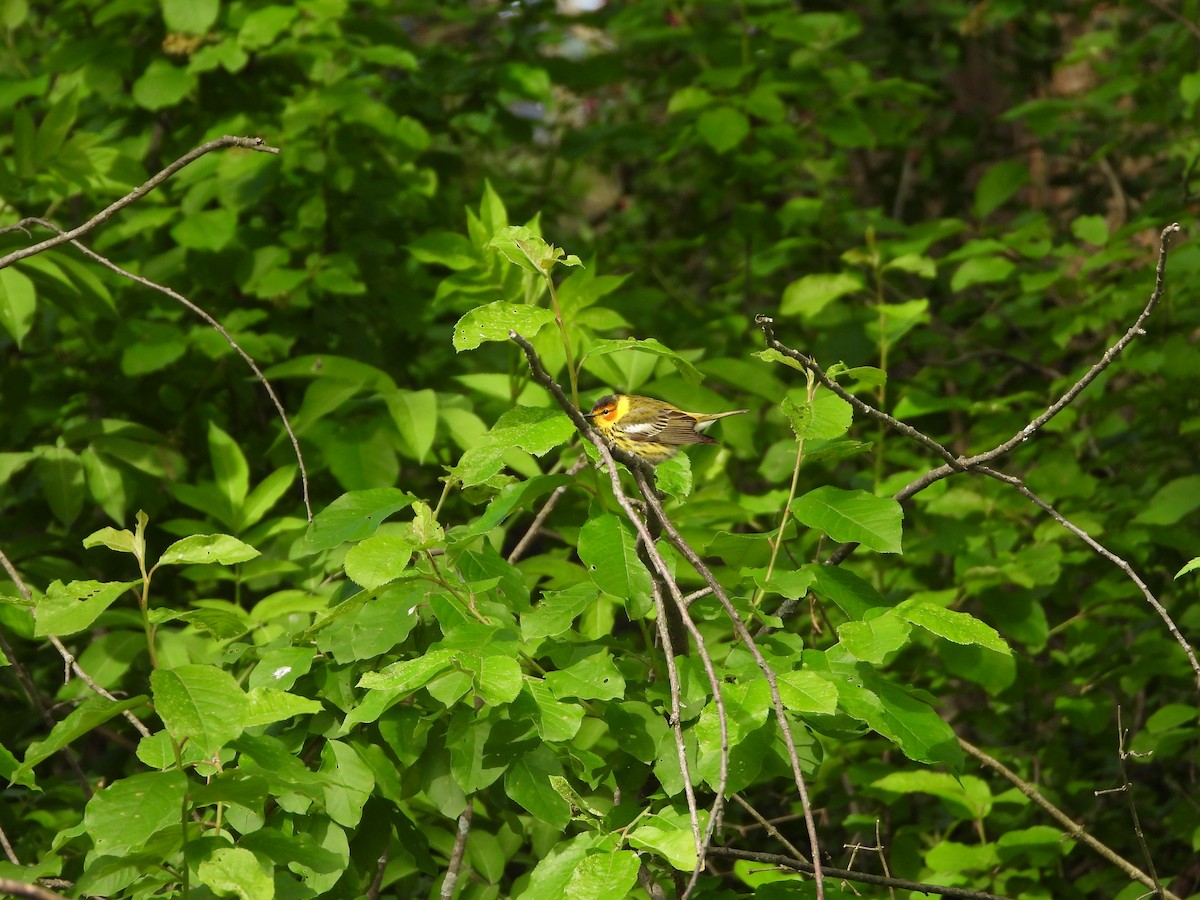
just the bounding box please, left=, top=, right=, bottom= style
left=82, top=526, right=137, bottom=555
left=33, top=89, right=77, bottom=161
left=577, top=514, right=652, bottom=604
left=151, top=664, right=248, bottom=757
left=776, top=670, right=838, bottom=715
left=809, top=564, right=892, bottom=618
left=81, top=448, right=128, bottom=523
left=488, top=225, right=582, bottom=273
left=513, top=835, right=600, bottom=897
left=474, top=655, right=523, bottom=706
left=836, top=612, right=912, bottom=663
left=36, top=445, right=84, bottom=526
left=520, top=583, right=599, bottom=643
left=241, top=466, right=296, bottom=528
left=0, top=262, right=36, bottom=346
left=359, top=649, right=454, bottom=693
left=196, top=847, right=274, bottom=900
left=882, top=253, right=937, bottom=278
left=384, top=388, right=438, bottom=463
left=783, top=392, right=852, bottom=440
left=343, top=532, right=413, bottom=590
left=667, top=85, right=713, bottom=114
left=565, top=850, right=641, bottom=899
left=158, top=534, right=260, bottom=566
left=520, top=680, right=584, bottom=743
left=1134, top=475, right=1200, bottom=525
left=950, top=255, right=1015, bottom=291
left=131, top=58, right=196, bottom=110
left=207, top=421, right=249, bottom=514
left=1071, top=214, right=1109, bottom=246
left=171, top=207, right=237, bottom=251
left=696, top=106, right=749, bottom=154
left=237, top=4, right=298, bottom=49
left=83, top=770, right=189, bottom=857
left=452, top=406, right=576, bottom=487
left=791, top=486, right=903, bottom=553
left=408, top=231, right=478, bottom=269
left=973, top=160, right=1029, bottom=218
left=244, top=687, right=322, bottom=726
left=453, top=301, right=555, bottom=351
left=584, top=337, right=705, bottom=386
left=627, top=809, right=704, bottom=870
left=301, top=488, right=416, bottom=553
left=871, top=771, right=992, bottom=820
left=654, top=452, right=692, bottom=500
left=895, top=599, right=1011, bottom=654
left=780, top=272, right=863, bottom=318
left=161, top=0, right=219, bottom=33
left=320, top=740, right=374, bottom=827
left=15, top=695, right=147, bottom=784
left=34, top=580, right=138, bottom=637
left=544, top=651, right=625, bottom=701
left=1176, top=557, right=1200, bottom=579
left=817, top=658, right=962, bottom=768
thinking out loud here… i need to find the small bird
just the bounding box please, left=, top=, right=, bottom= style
left=583, top=393, right=748, bottom=464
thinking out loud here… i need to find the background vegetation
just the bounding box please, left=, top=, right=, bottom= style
left=1, top=1, right=1199, bottom=898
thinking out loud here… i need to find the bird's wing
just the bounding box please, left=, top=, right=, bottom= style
left=621, top=408, right=715, bottom=445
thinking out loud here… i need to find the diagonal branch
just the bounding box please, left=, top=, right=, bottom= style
left=706, top=846, right=1013, bottom=899
left=510, top=329, right=732, bottom=897
left=0, top=135, right=278, bottom=270
left=11, top=218, right=312, bottom=523
left=959, top=737, right=1182, bottom=900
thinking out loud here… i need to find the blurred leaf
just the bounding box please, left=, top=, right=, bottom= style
left=780, top=272, right=863, bottom=317
left=696, top=106, right=749, bottom=154
left=0, top=266, right=36, bottom=346
left=161, top=0, right=219, bottom=34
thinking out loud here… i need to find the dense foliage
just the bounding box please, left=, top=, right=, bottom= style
left=1, top=2, right=1199, bottom=898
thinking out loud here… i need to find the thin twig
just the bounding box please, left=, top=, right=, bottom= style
left=705, top=846, right=1012, bottom=899
left=0, top=825, right=19, bottom=866
left=959, top=737, right=1182, bottom=900
left=507, top=456, right=588, bottom=563
left=510, top=330, right=730, bottom=897
left=440, top=803, right=472, bottom=900
left=1106, top=707, right=1162, bottom=897
left=0, top=879, right=66, bottom=900
left=636, top=471, right=825, bottom=899
left=47, top=634, right=153, bottom=738
left=0, top=547, right=96, bottom=796
left=897, top=222, right=1181, bottom=497
left=731, top=793, right=808, bottom=861
left=0, top=136, right=278, bottom=270
left=975, top=465, right=1200, bottom=686
left=12, top=218, right=312, bottom=522
left=755, top=225, right=1200, bottom=686
left=589, top=436, right=725, bottom=897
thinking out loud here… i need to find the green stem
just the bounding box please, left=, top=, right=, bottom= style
left=752, top=375, right=818, bottom=611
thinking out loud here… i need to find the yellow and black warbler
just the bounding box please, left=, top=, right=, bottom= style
left=583, top=393, right=748, bottom=464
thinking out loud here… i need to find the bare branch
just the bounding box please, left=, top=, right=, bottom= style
left=510, top=330, right=730, bottom=897
left=440, top=803, right=472, bottom=900
left=0, top=879, right=67, bottom=900
left=705, top=846, right=1013, bottom=900
left=959, top=737, right=1182, bottom=900
left=507, top=456, right=588, bottom=563
left=0, top=136, right=278, bottom=270
left=0, top=547, right=95, bottom=797
left=13, top=218, right=312, bottom=522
